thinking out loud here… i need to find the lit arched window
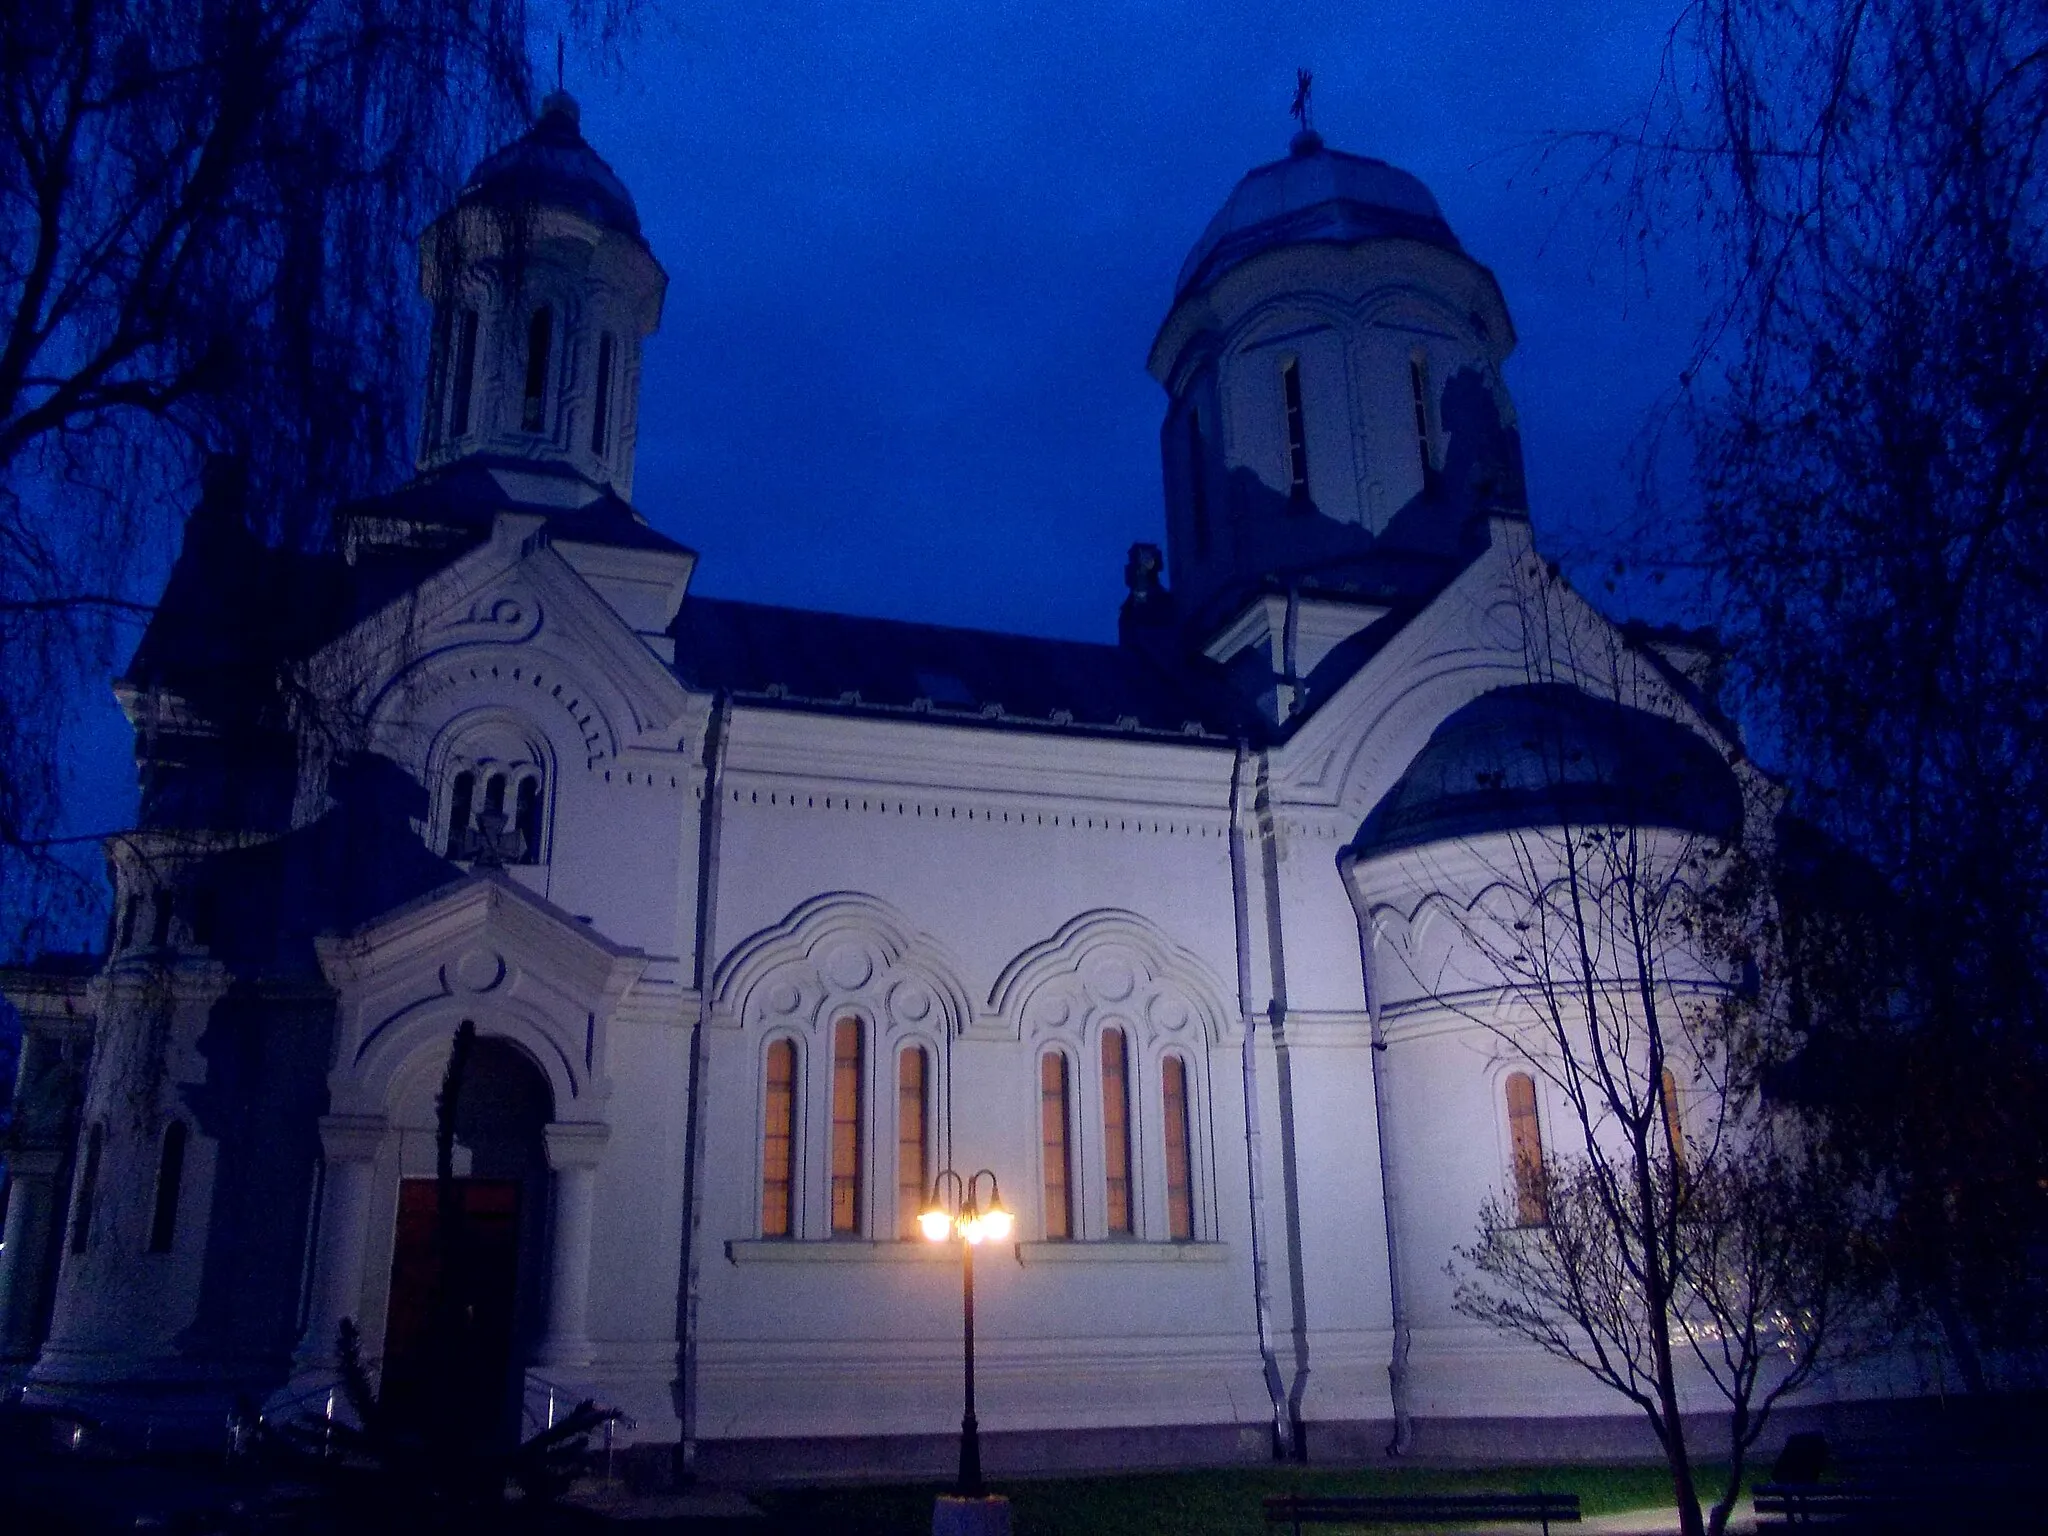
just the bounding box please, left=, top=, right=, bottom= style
left=761, top=1040, right=797, bottom=1238
left=830, top=1017, right=864, bottom=1236
left=1162, top=1056, right=1195, bottom=1241
left=1040, top=1052, right=1073, bottom=1240
left=1506, top=1071, right=1547, bottom=1226
left=897, top=1045, right=929, bottom=1238
left=1660, top=1067, right=1685, bottom=1175
left=71, top=1122, right=103, bottom=1254
left=148, top=1121, right=188, bottom=1254
left=1101, top=1027, right=1134, bottom=1236
left=522, top=307, right=553, bottom=432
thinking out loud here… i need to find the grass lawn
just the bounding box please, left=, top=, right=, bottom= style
left=752, top=1461, right=1708, bottom=1534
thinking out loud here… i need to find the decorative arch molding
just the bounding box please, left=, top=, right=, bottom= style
left=316, top=872, right=645, bottom=1120
left=989, top=909, right=1230, bottom=1048
left=368, top=634, right=627, bottom=769
left=710, top=893, right=975, bottom=1040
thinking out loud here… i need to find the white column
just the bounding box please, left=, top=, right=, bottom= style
left=536, top=1121, right=609, bottom=1369
left=293, top=1116, right=387, bottom=1370
left=0, top=1147, right=64, bottom=1365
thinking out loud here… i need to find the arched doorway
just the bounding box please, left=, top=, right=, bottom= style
left=380, top=1033, right=551, bottom=1447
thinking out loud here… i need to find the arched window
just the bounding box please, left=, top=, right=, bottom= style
left=1660, top=1067, right=1686, bottom=1175
left=897, top=1046, right=929, bottom=1238
left=1506, top=1071, right=1547, bottom=1226
left=71, top=1123, right=103, bottom=1254
left=591, top=332, right=616, bottom=454
left=445, top=770, right=476, bottom=856
left=829, top=1017, right=864, bottom=1236
left=1187, top=410, right=1210, bottom=560
left=148, top=1121, right=188, bottom=1254
left=1100, top=1027, right=1134, bottom=1236
left=149, top=893, right=174, bottom=948
left=522, top=307, right=553, bottom=432
left=449, top=308, right=479, bottom=437
left=438, top=723, right=549, bottom=865
left=1162, top=1056, right=1195, bottom=1241
left=1040, top=1052, right=1073, bottom=1240
left=513, top=774, right=543, bottom=863
left=1281, top=359, right=1310, bottom=501
left=1409, top=353, right=1433, bottom=476
left=761, top=1040, right=797, bottom=1238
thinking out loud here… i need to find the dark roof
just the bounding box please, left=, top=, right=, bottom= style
left=1350, top=682, right=1744, bottom=858
left=1177, top=133, right=1463, bottom=300
left=671, top=596, right=1247, bottom=742
left=459, top=91, right=642, bottom=241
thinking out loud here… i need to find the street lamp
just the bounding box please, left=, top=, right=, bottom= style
left=919, top=1167, right=1013, bottom=1499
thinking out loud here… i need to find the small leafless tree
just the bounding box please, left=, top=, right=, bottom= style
left=1408, top=563, right=1861, bottom=1536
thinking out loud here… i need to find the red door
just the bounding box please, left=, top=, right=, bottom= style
left=381, top=1178, right=524, bottom=1445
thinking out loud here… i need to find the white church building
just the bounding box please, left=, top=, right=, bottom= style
left=0, top=96, right=1780, bottom=1475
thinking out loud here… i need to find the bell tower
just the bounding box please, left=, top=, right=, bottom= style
left=416, top=92, right=666, bottom=500
left=1149, top=130, right=1524, bottom=646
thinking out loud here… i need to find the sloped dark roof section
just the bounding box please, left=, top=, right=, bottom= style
left=459, top=91, right=643, bottom=242
left=671, top=596, right=1250, bottom=742
left=1350, top=682, right=1744, bottom=858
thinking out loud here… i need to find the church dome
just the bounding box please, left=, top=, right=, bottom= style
left=1175, top=130, right=1462, bottom=299
left=1350, top=683, right=1742, bottom=859
left=458, top=91, right=643, bottom=240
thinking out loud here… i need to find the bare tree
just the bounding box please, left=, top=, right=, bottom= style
left=0, top=0, right=642, bottom=956
left=1552, top=0, right=2048, bottom=1392
left=1401, top=563, right=1860, bottom=1536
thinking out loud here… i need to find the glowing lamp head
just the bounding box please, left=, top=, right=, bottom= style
left=918, top=1207, right=953, bottom=1243
left=977, top=1204, right=1014, bottom=1243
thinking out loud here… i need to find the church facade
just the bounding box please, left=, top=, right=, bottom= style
left=1, top=97, right=1788, bottom=1472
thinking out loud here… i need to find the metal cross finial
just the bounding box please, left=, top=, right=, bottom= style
left=1291, top=68, right=1314, bottom=131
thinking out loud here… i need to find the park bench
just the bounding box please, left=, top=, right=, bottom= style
left=1263, top=1490, right=1581, bottom=1535
left=1756, top=1478, right=2043, bottom=1531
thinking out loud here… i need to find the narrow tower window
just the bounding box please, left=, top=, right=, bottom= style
left=897, top=1046, right=929, bottom=1238
left=1506, top=1071, right=1547, bottom=1226
left=591, top=332, right=616, bottom=454
left=830, top=1017, right=864, bottom=1235
left=1101, top=1027, right=1134, bottom=1236
left=482, top=772, right=507, bottom=819
left=522, top=307, right=553, bottom=432
left=1040, top=1052, right=1073, bottom=1240
left=450, top=309, right=479, bottom=438
left=1187, top=410, right=1211, bottom=560
left=446, top=770, right=475, bottom=855
left=513, top=774, right=543, bottom=864
left=148, top=1121, right=188, bottom=1254
left=1282, top=359, right=1310, bottom=502
left=71, top=1123, right=103, bottom=1253
left=1162, top=1056, right=1195, bottom=1241
left=1409, top=353, right=1433, bottom=477
left=761, top=1040, right=797, bottom=1238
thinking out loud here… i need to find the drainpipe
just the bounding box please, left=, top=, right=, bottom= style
left=1344, top=849, right=1412, bottom=1455
left=1229, top=741, right=1292, bottom=1459
left=675, top=692, right=730, bottom=1483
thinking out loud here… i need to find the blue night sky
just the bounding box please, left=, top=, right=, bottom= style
left=56, top=0, right=1713, bottom=876
left=565, top=0, right=1709, bottom=639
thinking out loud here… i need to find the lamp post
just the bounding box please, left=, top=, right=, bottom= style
left=918, top=1168, right=1012, bottom=1500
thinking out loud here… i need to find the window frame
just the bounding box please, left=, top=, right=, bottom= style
left=759, top=1034, right=803, bottom=1240
left=1503, top=1068, right=1549, bottom=1228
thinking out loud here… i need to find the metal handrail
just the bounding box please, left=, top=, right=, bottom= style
left=520, top=1369, right=634, bottom=1480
